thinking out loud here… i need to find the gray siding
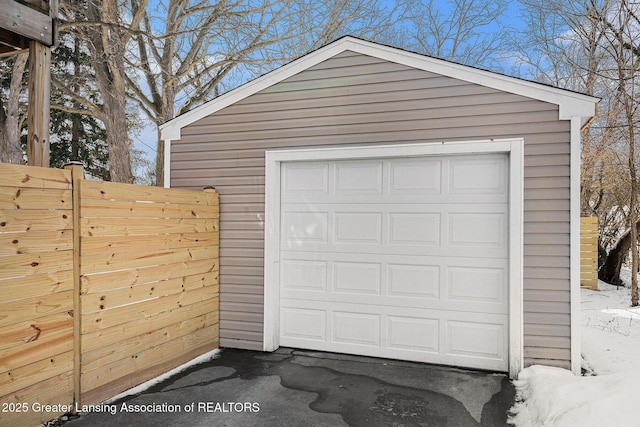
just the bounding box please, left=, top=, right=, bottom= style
left=171, top=50, right=573, bottom=369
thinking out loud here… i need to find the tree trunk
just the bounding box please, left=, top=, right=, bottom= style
left=85, top=0, right=135, bottom=183
left=599, top=220, right=640, bottom=285
left=0, top=53, right=28, bottom=164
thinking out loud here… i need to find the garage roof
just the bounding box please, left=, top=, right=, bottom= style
left=161, top=36, right=599, bottom=140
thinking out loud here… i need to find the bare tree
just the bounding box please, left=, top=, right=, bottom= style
left=594, top=0, right=640, bottom=304
left=0, top=53, right=28, bottom=164
left=517, top=1, right=612, bottom=219
left=517, top=0, right=640, bottom=294
left=400, top=0, right=512, bottom=71
left=125, top=0, right=407, bottom=185
left=54, top=0, right=147, bottom=183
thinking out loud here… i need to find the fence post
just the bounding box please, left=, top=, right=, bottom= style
left=203, top=186, right=219, bottom=237
left=203, top=186, right=220, bottom=344
left=64, top=162, right=84, bottom=407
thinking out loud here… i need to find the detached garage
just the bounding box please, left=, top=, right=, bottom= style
left=160, top=36, right=597, bottom=377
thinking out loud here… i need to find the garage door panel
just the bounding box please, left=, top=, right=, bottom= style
left=387, top=315, right=439, bottom=353
left=389, top=158, right=442, bottom=194
left=389, top=212, right=441, bottom=245
left=281, top=206, right=507, bottom=258
left=282, top=298, right=507, bottom=317
left=334, top=212, right=382, bottom=243
left=448, top=212, right=507, bottom=249
left=282, top=162, right=329, bottom=194
left=335, top=161, right=383, bottom=194
left=332, top=311, right=381, bottom=346
left=447, top=266, right=506, bottom=305
left=280, top=307, right=326, bottom=342
left=388, top=263, right=440, bottom=299
left=282, top=211, right=328, bottom=243
left=280, top=252, right=508, bottom=314
left=447, top=320, right=506, bottom=360
left=279, top=300, right=508, bottom=370
left=449, top=156, right=508, bottom=195
left=281, top=243, right=507, bottom=258
left=279, top=154, right=509, bottom=371
left=280, top=259, right=327, bottom=292
left=334, top=261, right=381, bottom=295
left=282, top=156, right=506, bottom=201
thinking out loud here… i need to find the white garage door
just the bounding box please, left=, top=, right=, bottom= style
left=278, top=153, right=509, bottom=371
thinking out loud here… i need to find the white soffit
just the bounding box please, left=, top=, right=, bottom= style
left=161, top=36, right=599, bottom=140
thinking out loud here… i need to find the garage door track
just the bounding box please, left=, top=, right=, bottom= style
left=63, top=348, right=515, bottom=427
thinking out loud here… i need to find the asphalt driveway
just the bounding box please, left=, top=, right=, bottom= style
left=62, top=348, right=515, bottom=427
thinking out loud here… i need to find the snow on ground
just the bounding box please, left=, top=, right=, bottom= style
left=581, top=281, right=640, bottom=375
left=509, top=275, right=640, bottom=426
left=104, top=349, right=221, bottom=404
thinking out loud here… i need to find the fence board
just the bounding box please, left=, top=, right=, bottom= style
left=0, top=329, right=73, bottom=374
left=0, top=291, right=73, bottom=329
left=81, top=274, right=218, bottom=313
left=80, top=179, right=213, bottom=204
left=0, top=270, right=73, bottom=304
left=580, top=217, right=598, bottom=290
left=0, top=164, right=75, bottom=426
left=0, top=230, right=73, bottom=255
left=0, top=209, right=72, bottom=233
left=0, top=251, right=73, bottom=280
left=80, top=216, right=217, bottom=237
left=81, top=231, right=219, bottom=255
left=0, top=164, right=71, bottom=189
left=80, top=342, right=216, bottom=406
left=80, top=245, right=219, bottom=275
left=81, top=324, right=218, bottom=395
left=0, top=373, right=74, bottom=427
left=0, top=186, right=72, bottom=210
left=80, top=198, right=219, bottom=218
left=81, top=299, right=218, bottom=353
left=0, top=312, right=73, bottom=353
left=80, top=259, right=218, bottom=295
left=0, top=351, right=73, bottom=398
left=81, top=291, right=219, bottom=334
left=81, top=313, right=218, bottom=373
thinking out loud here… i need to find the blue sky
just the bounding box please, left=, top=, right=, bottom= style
left=132, top=0, right=530, bottom=175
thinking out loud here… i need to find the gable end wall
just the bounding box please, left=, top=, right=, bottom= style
left=170, top=51, right=573, bottom=369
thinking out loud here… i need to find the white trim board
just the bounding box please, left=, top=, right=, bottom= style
left=569, top=118, right=582, bottom=375
left=264, top=139, right=524, bottom=377
left=160, top=36, right=598, bottom=141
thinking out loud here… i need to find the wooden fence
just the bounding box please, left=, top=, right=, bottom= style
left=0, top=163, right=219, bottom=426
left=580, top=216, right=599, bottom=290
left=0, top=165, right=75, bottom=427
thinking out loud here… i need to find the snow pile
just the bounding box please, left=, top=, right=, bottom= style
left=509, top=280, right=640, bottom=426
left=509, top=365, right=639, bottom=427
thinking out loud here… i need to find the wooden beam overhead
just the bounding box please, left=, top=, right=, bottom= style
left=0, top=27, right=29, bottom=51
left=18, top=0, right=50, bottom=13
left=0, top=0, right=54, bottom=46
